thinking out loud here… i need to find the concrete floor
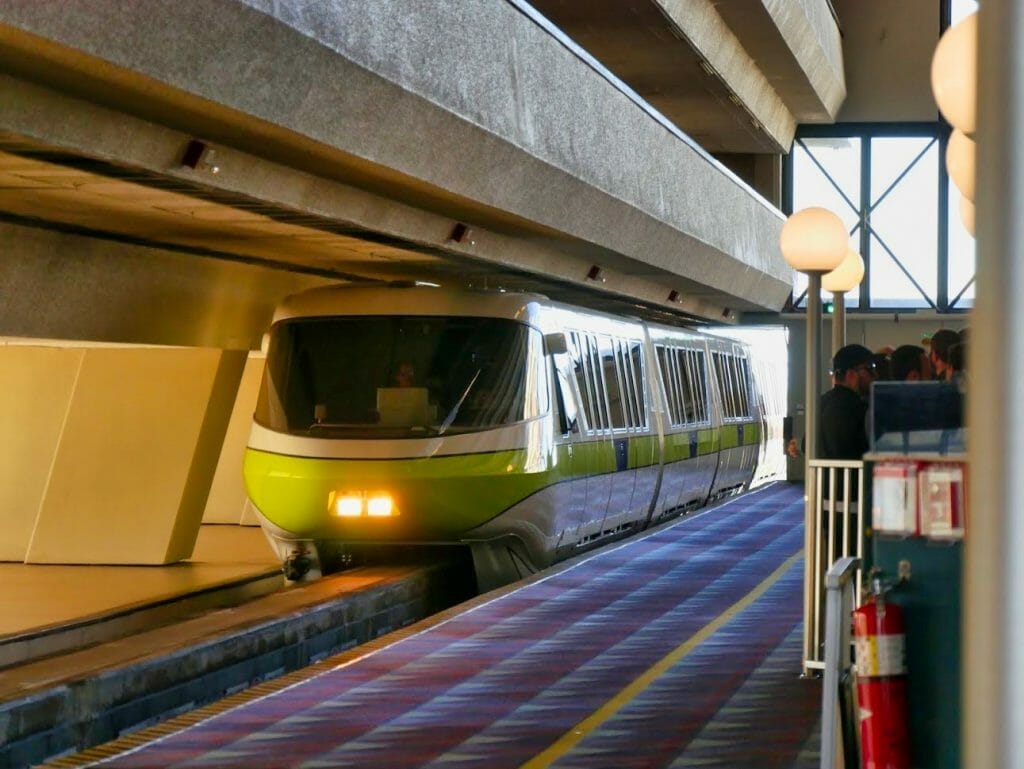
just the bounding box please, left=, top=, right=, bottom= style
left=0, top=524, right=279, bottom=637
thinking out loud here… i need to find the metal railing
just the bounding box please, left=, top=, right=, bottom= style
left=820, top=556, right=862, bottom=769
left=802, top=459, right=867, bottom=676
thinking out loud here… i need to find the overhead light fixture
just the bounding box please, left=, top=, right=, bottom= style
left=180, top=139, right=220, bottom=174
left=449, top=223, right=469, bottom=243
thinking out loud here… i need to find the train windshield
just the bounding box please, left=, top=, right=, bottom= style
left=255, top=315, right=547, bottom=438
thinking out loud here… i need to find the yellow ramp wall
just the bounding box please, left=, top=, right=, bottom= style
left=0, top=346, right=83, bottom=561
left=24, top=346, right=246, bottom=565
left=203, top=353, right=264, bottom=525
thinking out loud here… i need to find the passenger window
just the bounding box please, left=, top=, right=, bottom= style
left=601, top=335, right=626, bottom=429
left=692, top=350, right=709, bottom=423
left=553, top=359, right=578, bottom=435
left=626, top=341, right=646, bottom=428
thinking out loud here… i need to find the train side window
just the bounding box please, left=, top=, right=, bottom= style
left=569, top=332, right=595, bottom=431
left=679, top=348, right=696, bottom=424
left=601, top=335, right=626, bottom=429
left=656, top=344, right=682, bottom=426
left=572, top=332, right=610, bottom=433
left=729, top=356, right=741, bottom=418
left=626, top=341, right=646, bottom=428
left=553, top=359, right=578, bottom=435
left=736, top=356, right=751, bottom=417
left=672, top=348, right=687, bottom=426
left=692, top=352, right=708, bottom=423
left=591, top=335, right=611, bottom=431
left=723, top=354, right=737, bottom=419
left=713, top=352, right=734, bottom=419
left=656, top=345, right=674, bottom=424
left=616, top=338, right=640, bottom=429
left=712, top=352, right=725, bottom=418
left=583, top=335, right=602, bottom=431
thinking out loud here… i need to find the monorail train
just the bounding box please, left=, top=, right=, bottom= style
left=243, top=284, right=785, bottom=588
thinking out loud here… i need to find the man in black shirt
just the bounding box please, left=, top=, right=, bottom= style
left=818, top=343, right=876, bottom=460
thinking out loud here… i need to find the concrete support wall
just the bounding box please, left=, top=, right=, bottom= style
left=202, top=353, right=264, bottom=525
left=0, top=343, right=245, bottom=564
left=0, top=346, right=83, bottom=561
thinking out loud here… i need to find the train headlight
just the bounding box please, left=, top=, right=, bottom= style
left=367, top=494, right=395, bottom=517
left=335, top=495, right=363, bottom=517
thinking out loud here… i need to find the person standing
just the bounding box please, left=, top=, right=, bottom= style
left=818, top=344, right=876, bottom=460
left=929, top=329, right=960, bottom=382
left=785, top=343, right=877, bottom=460
left=889, top=344, right=933, bottom=382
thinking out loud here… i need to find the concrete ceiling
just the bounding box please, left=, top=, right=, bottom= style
left=528, top=0, right=845, bottom=154
left=0, top=0, right=843, bottom=339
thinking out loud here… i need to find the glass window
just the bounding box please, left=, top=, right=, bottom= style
left=601, top=336, right=626, bottom=429
left=947, top=177, right=976, bottom=308
left=691, top=349, right=709, bottom=423
left=789, top=125, right=971, bottom=314
left=255, top=316, right=542, bottom=438
left=790, top=137, right=862, bottom=305
left=622, top=341, right=646, bottom=429
left=553, top=359, right=577, bottom=435
left=713, top=353, right=733, bottom=419
left=570, top=332, right=611, bottom=433
left=869, top=137, right=939, bottom=308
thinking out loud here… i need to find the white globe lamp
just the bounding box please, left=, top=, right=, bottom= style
left=931, top=12, right=977, bottom=135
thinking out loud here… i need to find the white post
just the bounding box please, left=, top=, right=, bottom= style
left=964, top=2, right=1024, bottom=766
left=802, top=272, right=823, bottom=669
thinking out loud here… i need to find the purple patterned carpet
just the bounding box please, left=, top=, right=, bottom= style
left=84, top=482, right=820, bottom=769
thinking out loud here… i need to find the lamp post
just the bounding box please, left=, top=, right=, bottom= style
left=822, top=249, right=865, bottom=355
left=780, top=206, right=848, bottom=671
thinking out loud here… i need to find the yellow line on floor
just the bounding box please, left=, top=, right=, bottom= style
left=519, top=549, right=804, bottom=769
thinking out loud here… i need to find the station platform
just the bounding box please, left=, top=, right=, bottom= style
left=0, top=527, right=475, bottom=768
left=23, top=481, right=820, bottom=769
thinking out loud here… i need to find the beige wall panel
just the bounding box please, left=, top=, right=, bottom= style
left=203, top=353, right=265, bottom=525
left=835, top=0, right=939, bottom=122
left=0, top=346, right=83, bottom=561
left=240, top=499, right=261, bottom=527
left=836, top=317, right=966, bottom=352
left=26, top=347, right=245, bottom=564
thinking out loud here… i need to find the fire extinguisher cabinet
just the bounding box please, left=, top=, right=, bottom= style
left=868, top=528, right=962, bottom=769
left=864, top=381, right=965, bottom=769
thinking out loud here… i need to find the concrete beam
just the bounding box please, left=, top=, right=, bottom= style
left=717, top=0, right=846, bottom=123
left=0, top=0, right=793, bottom=313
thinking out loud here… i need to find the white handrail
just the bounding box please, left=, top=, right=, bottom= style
left=803, top=459, right=866, bottom=676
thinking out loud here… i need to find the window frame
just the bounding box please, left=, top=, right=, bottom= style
left=784, top=121, right=973, bottom=314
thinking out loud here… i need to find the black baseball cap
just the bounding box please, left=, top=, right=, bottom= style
left=831, top=344, right=873, bottom=376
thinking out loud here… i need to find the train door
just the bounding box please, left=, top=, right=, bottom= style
left=622, top=336, right=658, bottom=524
left=709, top=346, right=740, bottom=495
left=640, top=326, right=667, bottom=525
left=547, top=336, right=588, bottom=557
left=732, top=344, right=759, bottom=484
left=599, top=335, right=640, bottom=532
left=569, top=332, right=613, bottom=544
left=683, top=345, right=718, bottom=504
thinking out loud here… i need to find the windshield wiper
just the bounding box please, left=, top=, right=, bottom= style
left=437, top=369, right=481, bottom=436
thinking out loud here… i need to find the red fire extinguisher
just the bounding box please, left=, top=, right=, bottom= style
left=854, top=590, right=911, bottom=769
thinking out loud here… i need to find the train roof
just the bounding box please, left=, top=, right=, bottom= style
left=272, top=284, right=742, bottom=347
left=272, top=284, right=550, bottom=324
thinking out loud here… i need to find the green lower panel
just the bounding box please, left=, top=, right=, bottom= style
left=244, top=448, right=555, bottom=539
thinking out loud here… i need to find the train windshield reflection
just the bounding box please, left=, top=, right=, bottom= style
left=256, top=316, right=539, bottom=438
